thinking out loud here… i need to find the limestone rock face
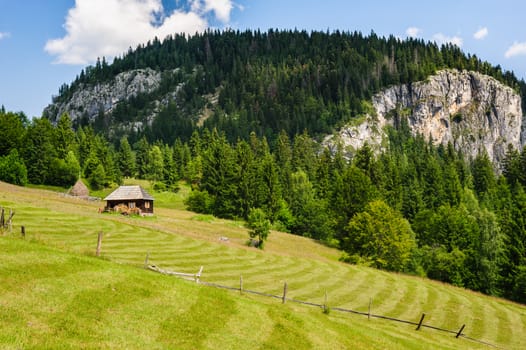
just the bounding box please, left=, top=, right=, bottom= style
left=44, top=68, right=165, bottom=125
left=325, top=69, right=524, bottom=165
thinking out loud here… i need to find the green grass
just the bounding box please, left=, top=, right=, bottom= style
left=1, top=237, right=503, bottom=350
left=1, top=180, right=526, bottom=349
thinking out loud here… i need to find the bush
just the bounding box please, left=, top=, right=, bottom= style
left=184, top=189, right=214, bottom=213
left=0, top=149, right=27, bottom=186
left=152, top=181, right=167, bottom=191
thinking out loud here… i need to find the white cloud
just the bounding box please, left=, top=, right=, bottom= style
left=473, top=27, right=488, bottom=40
left=191, top=0, right=233, bottom=22
left=405, top=27, right=421, bottom=38
left=505, top=41, right=526, bottom=58
left=432, top=33, right=463, bottom=47
left=203, top=0, right=233, bottom=23
left=0, top=32, right=11, bottom=40
left=45, top=0, right=234, bottom=65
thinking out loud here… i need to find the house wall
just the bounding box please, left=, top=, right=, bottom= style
left=106, top=200, right=154, bottom=214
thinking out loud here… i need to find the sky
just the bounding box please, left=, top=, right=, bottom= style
left=1, top=0, right=526, bottom=118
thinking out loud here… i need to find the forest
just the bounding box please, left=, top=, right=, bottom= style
left=46, top=30, right=526, bottom=146
left=2, top=106, right=526, bottom=304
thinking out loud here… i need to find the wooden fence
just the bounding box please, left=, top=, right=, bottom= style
left=0, top=206, right=14, bottom=233
left=145, top=259, right=500, bottom=349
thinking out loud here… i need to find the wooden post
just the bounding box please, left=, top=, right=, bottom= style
left=368, top=297, right=372, bottom=320
left=96, top=232, right=103, bottom=257
left=21, top=226, right=25, bottom=238
left=144, top=252, right=149, bottom=268
left=8, top=209, right=13, bottom=232
left=240, top=275, right=243, bottom=294
left=0, top=207, right=4, bottom=228
left=416, top=313, right=426, bottom=330
left=282, top=282, right=288, bottom=304
left=195, top=266, right=203, bottom=283
left=324, top=290, right=328, bottom=312
left=456, top=324, right=466, bottom=338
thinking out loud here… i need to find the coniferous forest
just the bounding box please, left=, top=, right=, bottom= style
left=3, top=30, right=526, bottom=303
left=47, top=30, right=525, bottom=144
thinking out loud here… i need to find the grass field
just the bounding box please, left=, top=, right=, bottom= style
left=1, top=180, right=526, bottom=349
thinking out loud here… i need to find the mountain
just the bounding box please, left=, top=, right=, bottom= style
left=43, top=29, right=526, bottom=149
left=325, top=69, right=525, bottom=165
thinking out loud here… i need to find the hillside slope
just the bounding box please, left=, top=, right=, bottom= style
left=43, top=30, right=526, bottom=146
left=0, top=237, right=498, bottom=350
left=1, top=181, right=525, bottom=349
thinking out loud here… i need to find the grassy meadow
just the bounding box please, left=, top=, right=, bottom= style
left=1, top=180, right=526, bottom=349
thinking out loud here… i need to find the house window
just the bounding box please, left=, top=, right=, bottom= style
left=129, top=202, right=136, bottom=208
left=145, top=201, right=150, bottom=209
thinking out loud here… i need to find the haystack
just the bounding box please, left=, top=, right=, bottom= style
left=69, top=179, right=89, bottom=197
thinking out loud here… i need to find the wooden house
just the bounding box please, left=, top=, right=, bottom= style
left=103, top=185, right=154, bottom=215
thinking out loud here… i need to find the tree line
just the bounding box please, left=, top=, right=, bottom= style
left=2, top=106, right=526, bottom=303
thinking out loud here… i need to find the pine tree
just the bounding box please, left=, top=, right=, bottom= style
left=134, top=137, right=150, bottom=179
left=54, top=113, right=76, bottom=159
left=118, top=137, right=135, bottom=178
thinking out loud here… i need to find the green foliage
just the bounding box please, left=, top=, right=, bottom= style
left=0, top=149, right=27, bottom=185
left=23, top=118, right=57, bottom=184
left=343, top=200, right=415, bottom=272
left=88, top=163, right=106, bottom=190
left=200, top=130, right=240, bottom=218
left=54, top=113, right=76, bottom=159
left=148, top=145, right=164, bottom=182
left=184, top=189, right=214, bottom=214
left=418, top=246, right=466, bottom=286
left=246, top=208, right=271, bottom=249
left=48, top=151, right=80, bottom=187
left=117, top=137, right=135, bottom=178
left=0, top=110, right=25, bottom=156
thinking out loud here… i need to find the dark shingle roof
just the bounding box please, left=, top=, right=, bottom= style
left=103, top=186, right=154, bottom=201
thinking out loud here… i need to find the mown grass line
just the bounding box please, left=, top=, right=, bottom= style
left=2, top=181, right=526, bottom=349
left=4, top=236, right=491, bottom=350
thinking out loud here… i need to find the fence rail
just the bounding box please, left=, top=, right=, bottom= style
left=145, top=260, right=500, bottom=349
left=147, top=264, right=203, bottom=283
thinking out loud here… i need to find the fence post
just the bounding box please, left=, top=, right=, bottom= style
left=144, top=252, right=149, bottom=268
left=455, top=324, right=466, bottom=338
left=323, top=290, right=328, bottom=313
left=21, top=226, right=25, bottom=238
left=282, top=282, right=288, bottom=304
left=416, top=313, right=426, bottom=330
left=240, top=275, right=243, bottom=295
left=8, top=209, right=13, bottom=232
left=368, top=297, right=373, bottom=320
left=96, top=231, right=103, bottom=257
left=195, top=266, right=203, bottom=283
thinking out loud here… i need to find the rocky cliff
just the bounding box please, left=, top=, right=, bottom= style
left=325, top=69, right=525, bottom=165
left=44, top=68, right=173, bottom=125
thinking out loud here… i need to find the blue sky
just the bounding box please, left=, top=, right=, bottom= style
left=1, top=0, right=526, bottom=118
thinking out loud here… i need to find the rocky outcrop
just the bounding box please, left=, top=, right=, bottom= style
left=325, top=69, right=524, bottom=165
left=44, top=68, right=168, bottom=124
